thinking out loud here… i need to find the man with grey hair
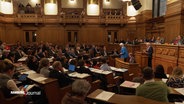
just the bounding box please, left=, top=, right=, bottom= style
left=145, top=42, right=153, bottom=67
left=62, top=79, right=91, bottom=104
left=119, top=43, right=128, bottom=62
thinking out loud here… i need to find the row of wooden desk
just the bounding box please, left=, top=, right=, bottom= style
left=18, top=64, right=184, bottom=104
left=87, top=89, right=173, bottom=104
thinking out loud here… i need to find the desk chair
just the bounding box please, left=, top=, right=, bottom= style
left=106, top=73, right=121, bottom=92
left=60, top=85, right=72, bottom=101
left=89, top=80, right=101, bottom=94
left=167, top=66, right=173, bottom=75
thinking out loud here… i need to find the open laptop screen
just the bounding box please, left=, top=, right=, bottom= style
left=68, top=64, right=75, bottom=72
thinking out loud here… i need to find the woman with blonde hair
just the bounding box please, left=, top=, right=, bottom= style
left=166, top=67, right=184, bottom=88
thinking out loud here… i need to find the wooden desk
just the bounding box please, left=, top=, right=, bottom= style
left=90, top=68, right=114, bottom=84
left=87, top=89, right=172, bottom=104
left=28, top=73, right=61, bottom=104
left=119, top=80, right=182, bottom=96
left=135, top=52, right=148, bottom=69
left=110, top=66, right=129, bottom=81
left=115, top=58, right=140, bottom=80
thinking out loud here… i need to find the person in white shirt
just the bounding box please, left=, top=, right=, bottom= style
left=100, top=57, right=111, bottom=71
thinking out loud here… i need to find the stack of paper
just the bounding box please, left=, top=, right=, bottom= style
left=120, top=81, right=140, bottom=88
left=68, top=72, right=90, bottom=78
left=18, top=57, right=27, bottom=62
left=96, top=91, right=115, bottom=101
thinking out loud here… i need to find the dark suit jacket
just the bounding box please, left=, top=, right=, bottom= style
left=146, top=46, right=153, bottom=58
left=75, top=66, right=93, bottom=75
left=49, top=70, right=73, bottom=88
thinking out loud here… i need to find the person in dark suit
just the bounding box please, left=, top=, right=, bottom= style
left=49, top=61, right=73, bottom=88
left=145, top=42, right=153, bottom=67
left=75, top=60, right=93, bottom=76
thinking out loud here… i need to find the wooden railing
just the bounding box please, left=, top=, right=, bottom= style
left=100, top=15, right=128, bottom=25
left=11, top=14, right=128, bottom=25
left=60, top=14, right=85, bottom=24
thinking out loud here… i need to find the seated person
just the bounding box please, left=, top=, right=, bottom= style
left=129, top=53, right=135, bottom=63
left=38, top=58, right=50, bottom=77
left=136, top=67, right=169, bottom=102
left=26, top=55, right=39, bottom=72
left=0, top=61, right=21, bottom=98
left=166, top=67, right=184, bottom=88
left=111, top=48, right=119, bottom=56
left=4, top=52, right=15, bottom=64
left=62, top=79, right=91, bottom=104
left=49, top=61, right=73, bottom=88
left=154, top=64, right=167, bottom=79
left=75, top=60, right=93, bottom=75
left=100, top=58, right=111, bottom=71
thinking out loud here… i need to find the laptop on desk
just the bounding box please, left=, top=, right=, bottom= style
left=18, top=74, right=28, bottom=82
left=68, top=64, right=75, bottom=72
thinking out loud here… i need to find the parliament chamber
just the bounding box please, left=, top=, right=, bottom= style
left=0, top=0, right=184, bottom=104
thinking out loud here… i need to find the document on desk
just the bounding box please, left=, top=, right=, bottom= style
left=174, top=88, right=184, bottom=95
left=175, top=102, right=184, bottom=104
left=101, top=71, right=112, bottom=75
left=34, top=77, right=47, bottom=82
left=96, top=91, right=115, bottom=101
left=77, top=73, right=89, bottom=78
left=110, top=66, right=128, bottom=72
left=161, top=78, right=168, bottom=83
left=68, top=72, right=78, bottom=77
left=120, top=81, right=140, bottom=88
left=18, top=57, right=27, bottom=62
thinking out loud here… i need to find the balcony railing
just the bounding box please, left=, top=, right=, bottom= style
left=60, top=14, right=85, bottom=25
left=100, top=15, right=128, bottom=25
left=15, top=14, right=43, bottom=24
left=5, top=14, right=128, bottom=25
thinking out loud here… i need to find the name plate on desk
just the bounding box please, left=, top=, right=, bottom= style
left=95, top=91, right=115, bottom=101
left=120, top=81, right=140, bottom=88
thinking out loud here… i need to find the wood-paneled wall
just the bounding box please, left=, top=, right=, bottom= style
left=0, top=23, right=139, bottom=45
left=0, top=0, right=184, bottom=46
